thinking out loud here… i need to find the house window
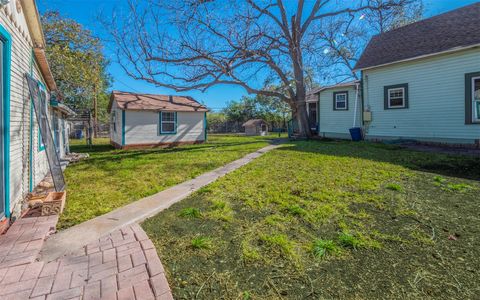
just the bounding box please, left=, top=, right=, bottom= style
left=473, top=76, right=480, bottom=122
left=333, top=91, right=348, bottom=110
left=384, top=83, right=408, bottom=109
left=465, top=72, right=480, bottom=124
left=159, top=111, right=177, bottom=134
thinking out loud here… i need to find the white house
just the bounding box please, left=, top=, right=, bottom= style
left=304, top=3, right=480, bottom=147
left=108, top=91, right=208, bottom=149
left=307, top=81, right=362, bottom=139
left=0, top=0, right=73, bottom=225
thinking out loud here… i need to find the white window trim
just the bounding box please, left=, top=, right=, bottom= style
left=335, top=93, right=348, bottom=110
left=387, top=87, right=406, bottom=108
left=160, top=111, right=176, bottom=134
left=473, top=76, right=480, bottom=122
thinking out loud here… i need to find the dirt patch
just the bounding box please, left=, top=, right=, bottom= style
left=401, top=142, right=480, bottom=157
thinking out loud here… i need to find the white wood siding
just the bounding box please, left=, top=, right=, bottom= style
left=51, top=110, right=69, bottom=159
left=363, top=48, right=480, bottom=144
left=109, top=102, right=122, bottom=145
left=245, top=126, right=258, bottom=136
left=319, top=86, right=361, bottom=139
left=125, top=111, right=205, bottom=145
left=1, top=5, right=51, bottom=217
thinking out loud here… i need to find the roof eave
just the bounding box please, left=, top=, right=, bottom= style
left=308, top=80, right=360, bottom=95
left=53, top=103, right=75, bottom=116
left=354, top=43, right=480, bottom=72
left=21, top=0, right=57, bottom=91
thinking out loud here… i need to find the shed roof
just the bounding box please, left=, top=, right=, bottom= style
left=108, top=91, right=208, bottom=112
left=354, top=2, right=480, bottom=70
left=242, top=119, right=267, bottom=127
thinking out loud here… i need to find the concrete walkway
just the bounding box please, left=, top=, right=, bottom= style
left=40, top=142, right=283, bottom=262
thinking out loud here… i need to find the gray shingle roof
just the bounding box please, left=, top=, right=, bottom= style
left=355, top=2, right=480, bottom=70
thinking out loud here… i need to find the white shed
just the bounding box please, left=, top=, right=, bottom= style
left=108, top=91, right=209, bottom=149
left=243, top=119, right=268, bottom=136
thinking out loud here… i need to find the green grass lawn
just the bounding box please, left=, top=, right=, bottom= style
left=142, top=140, right=480, bottom=299
left=60, top=134, right=281, bottom=229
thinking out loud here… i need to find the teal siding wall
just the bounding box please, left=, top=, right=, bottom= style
left=363, top=48, right=480, bottom=144
left=319, top=86, right=361, bottom=139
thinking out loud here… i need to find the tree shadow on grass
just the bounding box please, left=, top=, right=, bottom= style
left=69, top=139, right=278, bottom=171
left=277, top=140, right=480, bottom=181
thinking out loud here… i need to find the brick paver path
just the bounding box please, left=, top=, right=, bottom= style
left=0, top=216, right=172, bottom=299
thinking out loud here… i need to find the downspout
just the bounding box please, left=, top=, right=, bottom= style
left=353, top=82, right=360, bottom=128
left=360, top=71, right=365, bottom=126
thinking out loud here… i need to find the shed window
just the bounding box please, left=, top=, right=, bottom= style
left=333, top=92, right=348, bottom=110
left=473, top=76, right=480, bottom=122
left=159, top=111, right=177, bottom=134
left=384, top=84, right=408, bottom=109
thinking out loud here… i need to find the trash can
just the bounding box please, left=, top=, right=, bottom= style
left=349, top=127, right=362, bottom=141
left=75, top=129, right=83, bottom=139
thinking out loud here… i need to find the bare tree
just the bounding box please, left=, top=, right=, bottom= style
left=105, top=0, right=412, bottom=137
left=317, top=0, right=423, bottom=83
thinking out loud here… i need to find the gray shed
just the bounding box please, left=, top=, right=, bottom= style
left=243, top=119, right=268, bottom=136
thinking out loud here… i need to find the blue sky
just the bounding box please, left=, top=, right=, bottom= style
left=37, top=0, right=478, bottom=110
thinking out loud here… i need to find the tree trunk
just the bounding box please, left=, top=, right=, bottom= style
left=93, top=84, right=98, bottom=138
left=296, top=101, right=312, bottom=138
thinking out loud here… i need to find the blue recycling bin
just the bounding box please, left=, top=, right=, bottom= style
left=75, top=129, right=83, bottom=139
left=349, top=127, right=362, bottom=141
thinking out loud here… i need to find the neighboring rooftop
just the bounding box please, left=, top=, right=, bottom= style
left=306, top=81, right=359, bottom=102
left=355, top=2, right=480, bottom=70
left=108, top=91, right=208, bottom=112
